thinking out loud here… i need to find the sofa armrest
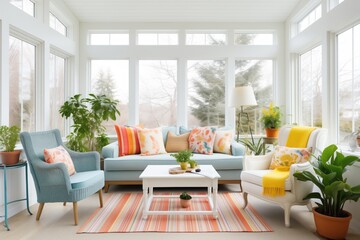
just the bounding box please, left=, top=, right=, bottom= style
left=102, top=141, right=118, bottom=158
left=231, top=141, right=246, bottom=156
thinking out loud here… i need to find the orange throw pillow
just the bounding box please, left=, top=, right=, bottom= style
left=44, top=146, right=76, bottom=176
left=114, top=125, right=141, bottom=156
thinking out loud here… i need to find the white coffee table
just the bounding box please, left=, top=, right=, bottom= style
left=139, top=165, right=220, bottom=219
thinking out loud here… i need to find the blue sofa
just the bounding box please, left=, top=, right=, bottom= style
left=102, top=127, right=245, bottom=192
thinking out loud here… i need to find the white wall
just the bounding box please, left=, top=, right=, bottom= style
left=0, top=0, right=79, bottom=222
left=285, top=0, right=360, bottom=228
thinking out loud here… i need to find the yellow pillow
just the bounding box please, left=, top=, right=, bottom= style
left=165, top=132, right=190, bottom=152
left=137, top=127, right=167, bottom=156
left=269, top=145, right=312, bottom=170
left=213, top=130, right=234, bottom=154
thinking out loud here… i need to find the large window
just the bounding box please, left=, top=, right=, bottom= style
left=10, top=0, right=34, bottom=17
left=49, top=54, right=65, bottom=135
left=234, top=32, right=274, bottom=45
left=338, top=24, right=360, bottom=144
left=137, top=33, right=178, bottom=45
left=235, top=60, right=273, bottom=135
left=89, top=33, right=129, bottom=45
left=186, top=32, right=227, bottom=45
left=298, top=4, right=322, bottom=33
left=91, top=60, right=129, bottom=134
left=9, top=36, right=36, bottom=131
left=49, top=12, right=67, bottom=36
left=300, top=45, right=322, bottom=127
left=139, top=60, right=177, bottom=127
left=329, top=0, right=345, bottom=11
left=187, top=60, right=225, bottom=127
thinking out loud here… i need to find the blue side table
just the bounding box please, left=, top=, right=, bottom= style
left=0, top=161, right=32, bottom=230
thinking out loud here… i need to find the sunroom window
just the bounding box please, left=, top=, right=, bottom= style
left=10, top=0, right=35, bottom=17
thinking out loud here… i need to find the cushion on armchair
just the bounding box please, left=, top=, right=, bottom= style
left=44, top=145, right=76, bottom=176
left=269, top=146, right=312, bottom=170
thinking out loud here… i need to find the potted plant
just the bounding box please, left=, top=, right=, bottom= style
left=293, top=144, right=360, bottom=240
left=179, top=192, right=192, bottom=208
left=259, top=102, right=281, bottom=138
left=0, top=125, right=21, bottom=165
left=59, top=94, right=120, bottom=152
left=170, top=150, right=193, bottom=170
left=239, top=137, right=265, bottom=156
left=188, top=160, right=198, bottom=169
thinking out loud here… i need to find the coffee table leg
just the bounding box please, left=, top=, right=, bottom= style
left=212, top=180, right=218, bottom=219
left=142, top=184, right=148, bottom=219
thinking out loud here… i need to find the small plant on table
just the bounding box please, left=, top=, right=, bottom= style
left=170, top=150, right=193, bottom=170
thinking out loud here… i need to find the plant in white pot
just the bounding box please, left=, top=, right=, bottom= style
left=0, top=125, right=21, bottom=165
left=294, top=144, right=360, bottom=239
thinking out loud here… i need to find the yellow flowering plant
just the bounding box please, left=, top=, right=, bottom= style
left=259, top=102, right=281, bottom=129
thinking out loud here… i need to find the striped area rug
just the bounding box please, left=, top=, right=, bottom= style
left=78, top=192, right=272, bottom=233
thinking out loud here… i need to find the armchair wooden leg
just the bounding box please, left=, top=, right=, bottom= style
left=73, top=202, right=78, bottom=225
left=104, top=182, right=110, bottom=193
left=239, top=180, right=243, bottom=192
left=98, top=190, right=103, bottom=208
left=36, top=203, right=45, bottom=221
left=63, top=202, right=66, bottom=206
left=242, top=192, right=248, bottom=209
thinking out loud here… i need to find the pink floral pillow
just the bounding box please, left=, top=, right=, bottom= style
left=213, top=130, right=234, bottom=154
left=44, top=146, right=76, bottom=176
left=137, top=127, right=167, bottom=156
left=189, top=127, right=217, bottom=154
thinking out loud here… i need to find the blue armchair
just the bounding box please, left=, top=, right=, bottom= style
left=20, top=129, right=104, bottom=225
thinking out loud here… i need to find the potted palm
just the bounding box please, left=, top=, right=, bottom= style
left=259, top=102, right=281, bottom=138
left=170, top=150, right=193, bottom=170
left=293, top=144, right=360, bottom=239
left=179, top=192, right=192, bottom=208
left=0, top=125, right=21, bottom=165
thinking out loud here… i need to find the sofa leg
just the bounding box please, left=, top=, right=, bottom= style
left=242, top=192, right=248, bottom=209
left=63, top=202, right=66, bottom=206
left=104, top=182, right=110, bottom=193
left=98, top=190, right=103, bottom=208
left=73, top=202, right=78, bottom=225
left=36, top=203, right=45, bottom=221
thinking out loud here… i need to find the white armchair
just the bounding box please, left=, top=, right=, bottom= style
left=240, top=125, right=328, bottom=227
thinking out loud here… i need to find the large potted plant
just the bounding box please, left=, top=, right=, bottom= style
left=259, top=102, right=281, bottom=138
left=294, top=144, right=360, bottom=239
left=0, top=125, right=21, bottom=165
left=59, top=94, right=120, bottom=152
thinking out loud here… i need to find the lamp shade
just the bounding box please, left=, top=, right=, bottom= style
left=231, top=86, right=257, bottom=107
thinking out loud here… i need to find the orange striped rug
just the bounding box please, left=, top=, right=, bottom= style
left=78, top=192, right=272, bottom=233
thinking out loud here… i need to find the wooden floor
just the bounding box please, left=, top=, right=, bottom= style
left=1, top=184, right=360, bottom=240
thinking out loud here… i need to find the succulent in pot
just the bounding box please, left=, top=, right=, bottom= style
left=179, top=192, right=192, bottom=208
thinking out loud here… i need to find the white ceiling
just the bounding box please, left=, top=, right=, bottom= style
left=63, top=0, right=301, bottom=23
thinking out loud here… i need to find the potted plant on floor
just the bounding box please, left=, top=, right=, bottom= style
left=59, top=94, right=120, bottom=153
left=259, top=102, right=281, bottom=138
left=0, top=125, right=21, bottom=165
left=293, top=144, right=360, bottom=240
left=171, top=150, right=193, bottom=170
left=179, top=192, right=192, bottom=208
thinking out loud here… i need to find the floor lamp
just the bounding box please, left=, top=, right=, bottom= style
left=231, top=86, right=258, bottom=143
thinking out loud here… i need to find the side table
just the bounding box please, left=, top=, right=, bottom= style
left=262, top=137, right=278, bottom=153
left=0, top=161, right=32, bottom=231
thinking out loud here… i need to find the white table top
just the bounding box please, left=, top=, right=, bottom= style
left=139, top=165, right=220, bottom=179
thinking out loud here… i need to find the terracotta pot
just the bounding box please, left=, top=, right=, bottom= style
left=180, top=199, right=191, bottom=208
left=0, top=150, right=21, bottom=165
left=179, top=162, right=188, bottom=170
left=313, top=207, right=352, bottom=240
left=265, top=128, right=279, bottom=138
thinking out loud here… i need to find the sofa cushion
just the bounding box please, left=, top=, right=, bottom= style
left=138, top=127, right=167, bottom=155
left=214, top=130, right=234, bottom=154
left=165, top=132, right=190, bottom=152
left=241, top=170, right=292, bottom=190
left=44, top=146, right=76, bottom=176
left=114, top=125, right=141, bottom=156
left=161, top=126, right=177, bottom=145
left=104, top=153, right=242, bottom=171
left=189, top=127, right=217, bottom=154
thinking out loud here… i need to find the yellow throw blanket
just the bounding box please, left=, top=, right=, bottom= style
left=263, top=126, right=316, bottom=196
left=262, top=167, right=290, bottom=196
left=286, top=126, right=316, bottom=148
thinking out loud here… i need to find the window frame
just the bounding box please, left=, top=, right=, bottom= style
left=185, top=30, right=228, bottom=46
left=136, top=30, right=179, bottom=46
left=88, top=31, right=130, bottom=45
left=234, top=30, right=276, bottom=45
